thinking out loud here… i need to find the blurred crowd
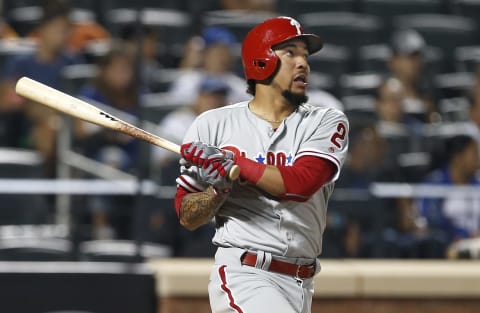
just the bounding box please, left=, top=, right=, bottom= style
left=0, top=0, right=479, bottom=260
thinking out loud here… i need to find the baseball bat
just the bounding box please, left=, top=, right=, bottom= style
left=15, top=76, right=240, bottom=180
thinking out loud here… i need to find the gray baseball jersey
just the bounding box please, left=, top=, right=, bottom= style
left=178, top=100, right=348, bottom=313
left=178, top=100, right=349, bottom=259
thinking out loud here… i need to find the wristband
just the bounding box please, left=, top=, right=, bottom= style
left=234, top=155, right=266, bottom=184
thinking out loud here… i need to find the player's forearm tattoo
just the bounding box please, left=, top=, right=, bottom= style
left=179, top=186, right=228, bottom=230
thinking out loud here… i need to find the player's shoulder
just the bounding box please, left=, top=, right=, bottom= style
left=300, top=102, right=347, bottom=122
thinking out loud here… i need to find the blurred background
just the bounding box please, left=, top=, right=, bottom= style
left=0, top=0, right=479, bottom=312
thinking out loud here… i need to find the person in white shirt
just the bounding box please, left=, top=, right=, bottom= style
left=168, top=26, right=250, bottom=106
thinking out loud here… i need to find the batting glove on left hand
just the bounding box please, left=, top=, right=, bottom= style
left=181, top=142, right=228, bottom=168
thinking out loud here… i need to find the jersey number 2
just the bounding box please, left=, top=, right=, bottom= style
left=330, top=123, right=346, bottom=148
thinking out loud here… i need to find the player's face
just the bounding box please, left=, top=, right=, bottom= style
left=389, top=53, right=423, bottom=83
left=377, top=80, right=405, bottom=122
left=272, top=39, right=310, bottom=106
left=273, top=39, right=310, bottom=94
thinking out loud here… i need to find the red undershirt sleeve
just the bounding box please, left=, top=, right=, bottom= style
left=277, top=156, right=336, bottom=202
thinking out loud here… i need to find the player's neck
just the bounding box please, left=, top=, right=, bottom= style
left=254, top=87, right=295, bottom=111
left=248, top=97, right=295, bottom=126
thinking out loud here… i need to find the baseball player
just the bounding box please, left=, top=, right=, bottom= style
left=175, top=16, right=349, bottom=313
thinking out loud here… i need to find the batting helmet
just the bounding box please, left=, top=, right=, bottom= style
left=241, top=16, right=323, bottom=81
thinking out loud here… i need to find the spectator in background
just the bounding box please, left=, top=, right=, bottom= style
left=177, top=35, right=205, bottom=70
left=67, top=12, right=110, bottom=54
left=381, top=196, right=447, bottom=258
left=376, top=77, right=424, bottom=131
left=3, top=0, right=80, bottom=86
left=448, top=85, right=480, bottom=162
left=324, top=124, right=389, bottom=258
left=152, top=76, right=230, bottom=185
left=388, top=29, right=437, bottom=123
left=0, top=79, right=30, bottom=148
left=76, top=45, right=140, bottom=140
left=373, top=78, right=443, bottom=256
left=75, top=45, right=141, bottom=240
left=375, top=77, right=427, bottom=171
left=418, top=134, right=480, bottom=256
left=168, top=26, right=248, bottom=106
left=120, top=24, right=165, bottom=91
left=1, top=0, right=83, bottom=176
left=26, top=0, right=110, bottom=54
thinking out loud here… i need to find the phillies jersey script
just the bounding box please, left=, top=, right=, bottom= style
left=177, top=100, right=349, bottom=260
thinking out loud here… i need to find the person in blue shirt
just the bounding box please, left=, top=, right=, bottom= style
left=1, top=0, right=83, bottom=176
left=75, top=45, right=141, bottom=240
left=418, top=134, right=480, bottom=248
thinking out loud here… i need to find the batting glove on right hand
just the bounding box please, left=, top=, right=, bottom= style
left=199, top=155, right=235, bottom=194
left=181, top=142, right=227, bottom=168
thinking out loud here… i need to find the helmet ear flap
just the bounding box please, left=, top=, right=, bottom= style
left=250, top=53, right=278, bottom=81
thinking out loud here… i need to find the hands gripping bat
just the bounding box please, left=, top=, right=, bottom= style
left=15, top=76, right=240, bottom=180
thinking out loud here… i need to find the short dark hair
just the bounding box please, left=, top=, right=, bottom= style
left=445, top=134, right=476, bottom=163
left=246, top=80, right=256, bottom=96
left=245, top=65, right=281, bottom=96
left=40, top=0, right=71, bottom=24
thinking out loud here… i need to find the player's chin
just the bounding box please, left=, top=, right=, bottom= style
left=282, top=90, right=308, bottom=107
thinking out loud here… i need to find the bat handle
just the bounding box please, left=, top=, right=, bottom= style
left=229, top=165, right=241, bottom=181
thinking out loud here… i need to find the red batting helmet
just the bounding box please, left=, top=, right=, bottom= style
left=241, top=16, right=323, bottom=81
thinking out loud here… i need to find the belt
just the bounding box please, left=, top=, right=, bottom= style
left=241, top=252, right=316, bottom=279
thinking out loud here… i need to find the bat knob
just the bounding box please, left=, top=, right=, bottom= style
left=229, top=165, right=241, bottom=181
